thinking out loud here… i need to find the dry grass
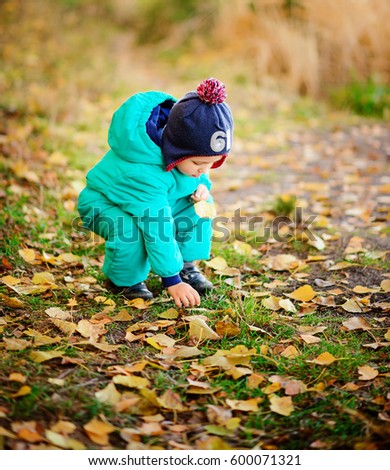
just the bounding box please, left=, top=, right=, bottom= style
left=211, top=0, right=390, bottom=95
left=124, top=0, right=389, bottom=97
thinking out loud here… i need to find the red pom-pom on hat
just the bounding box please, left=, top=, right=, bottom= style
left=197, top=78, right=227, bottom=104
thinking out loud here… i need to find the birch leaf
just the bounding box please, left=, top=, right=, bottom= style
left=342, top=316, right=371, bottom=331
left=287, top=285, right=317, bottom=302
left=185, top=315, right=220, bottom=340
left=113, top=375, right=150, bottom=389
left=269, top=395, right=294, bottom=416
left=308, top=352, right=337, bottom=365
left=358, top=365, right=379, bottom=381
left=29, top=350, right=64, bottom=363
left=279, top=298, right=297, bottom=313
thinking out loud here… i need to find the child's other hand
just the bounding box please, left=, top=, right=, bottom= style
left=167, top=282, right=201, bottom=308
left=191, top=184, right=209, bottom=202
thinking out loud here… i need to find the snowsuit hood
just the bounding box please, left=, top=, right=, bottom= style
left=108, top=91, right=176, bottom=165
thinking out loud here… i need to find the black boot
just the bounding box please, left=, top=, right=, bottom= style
left=106, top=279, right=154, bottom=300
left=180, top=262, right=213, bottom=295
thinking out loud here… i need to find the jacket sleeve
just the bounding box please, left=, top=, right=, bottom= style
left=106, top=167, right=184, bottom=278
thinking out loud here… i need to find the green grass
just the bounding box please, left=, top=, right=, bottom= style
left=330, top=77, right=390, bottom=119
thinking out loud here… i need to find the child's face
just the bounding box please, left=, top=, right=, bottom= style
left=176, top=155, right=223, bottom=177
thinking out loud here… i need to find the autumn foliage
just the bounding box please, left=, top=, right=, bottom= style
left=0, top=0, right=389, bottom=451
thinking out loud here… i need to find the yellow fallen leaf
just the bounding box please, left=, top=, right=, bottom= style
left=233, top=240, right=252, bottom=256
left=48, top=378, right=65, bottom=386
left=24, top=329, right=61, bottom=346
left=385, top=329, right=390, bottom=341
left=45, top=307, right=71, bottom=320
left=4, top=337, right=31, bottom=350
left=287, top=285, right=317, bottom=302
left=57, top=253, right=80, bottom=264
left=344, top=236, right=365, bottom=254
left=247, top=373, right=266, bottom=388
left=29, top=350, right=64, bottom=363
left=13, top=285, right=50, bottom=295
left=95, top=383, right=121, bottom=405
left=145, top=333, right=176, bottom=350
left=11, top=385, right=31, bottom=398
left=362, top=341, right=390, bottom=349
left=216, top=266, right=241, bottom=276
left=262, top=382, right=282, bottom=394
left=279, top=298, right=297, bottom=313
left=111, top=310, right=133, bottom=322
left=308, top=351, right=337, bottom=365
left=0, top=426, right=17, bottom=439
left=113, top=375, right=150, bottom=389
left=203, top=345, right=256, bottom=370
left=328, top=261, right=357, bottom=271
left=196, top=436, right=232, bottom=450
left=1, top=275, right=21, bottom=286
left=45, top=430, right=86, bottom=450
left=12, top=421, right=44, bottom=443
left=50, top=420, right=76, bottom=435
left=77, top=319, right=106, bottom=341
left=18, top=248, right=37, bottom=263
left=226, top=397, right=261, bottom=412
left=83, top=417, right=116, bottom=446
left=67, top=298, right=79, bottom=308
left=298, top=325, right=327, bottom=335
left=162, top=346, right=202, bottom=359
left=299, top=334, right=321, bottom=344
left=94, top=296, right=116, bottom=306
left=307, top=236, right=326, bottom=251
left=380, top=279, right=390, bottom=293
left=352, top=285, right=379, bottom=294
left=215, top=318, right=241, bottom=337
left=158, top=389, right=187, bottom=411
left=342, top=316, right=371, bottom=331
left=341, top=382, right=362, bottom=391
left=262, top=296, right=282, bottom=311
left=87, top=342, right=121, bottom=352
left=264, top=254, right=301, bottom=271
left=358, top=365, right=379, bottom=381
left=205, top=256, right=228, bottom=271
left=341, top=299, right=365, bottom=313
left=9, top=372, right=27, bottom=383
left=185, top=315, right=220, bottom=340
left=280, top=345, right=300, bottom=359
left=125, top=298, right=151, bottom=309
left=283, top=379, right=307, bottom=395
left=194, top=200, right=216, bottom=218
left=226, top=366, right=253, bottom=380
left=51, top=318, right=77, bottom=336
left=269, top=395, right=294, bottom=416
left=32, top=272, right=56, bottom=285
left=0, top=293, right=24, bottom=308
left=158, top=308, right=179, bottom=319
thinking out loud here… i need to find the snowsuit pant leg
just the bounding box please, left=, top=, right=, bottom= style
left=78, top=190, right=150, bottom=286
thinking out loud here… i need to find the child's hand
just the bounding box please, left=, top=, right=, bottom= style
left=191, top=184, right=209, bottom=202
left=167, top=282, right=201, bottom=308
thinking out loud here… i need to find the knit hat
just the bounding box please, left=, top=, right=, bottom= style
left=162, top=78, right=233, bottom=172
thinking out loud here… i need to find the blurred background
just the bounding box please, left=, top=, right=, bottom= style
left=1, top=0, right=389, bottom=126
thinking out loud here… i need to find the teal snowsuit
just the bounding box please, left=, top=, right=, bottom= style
left=77, top=91, right=213, bottom=287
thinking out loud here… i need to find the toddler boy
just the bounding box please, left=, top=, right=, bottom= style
left=78, top=78, right=233, bottom=308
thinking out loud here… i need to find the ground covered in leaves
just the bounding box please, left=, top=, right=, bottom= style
left=1, top=0, right=390, bottom=451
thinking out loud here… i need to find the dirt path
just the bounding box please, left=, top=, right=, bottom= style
left=213, top=123, right=390, bottom=234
